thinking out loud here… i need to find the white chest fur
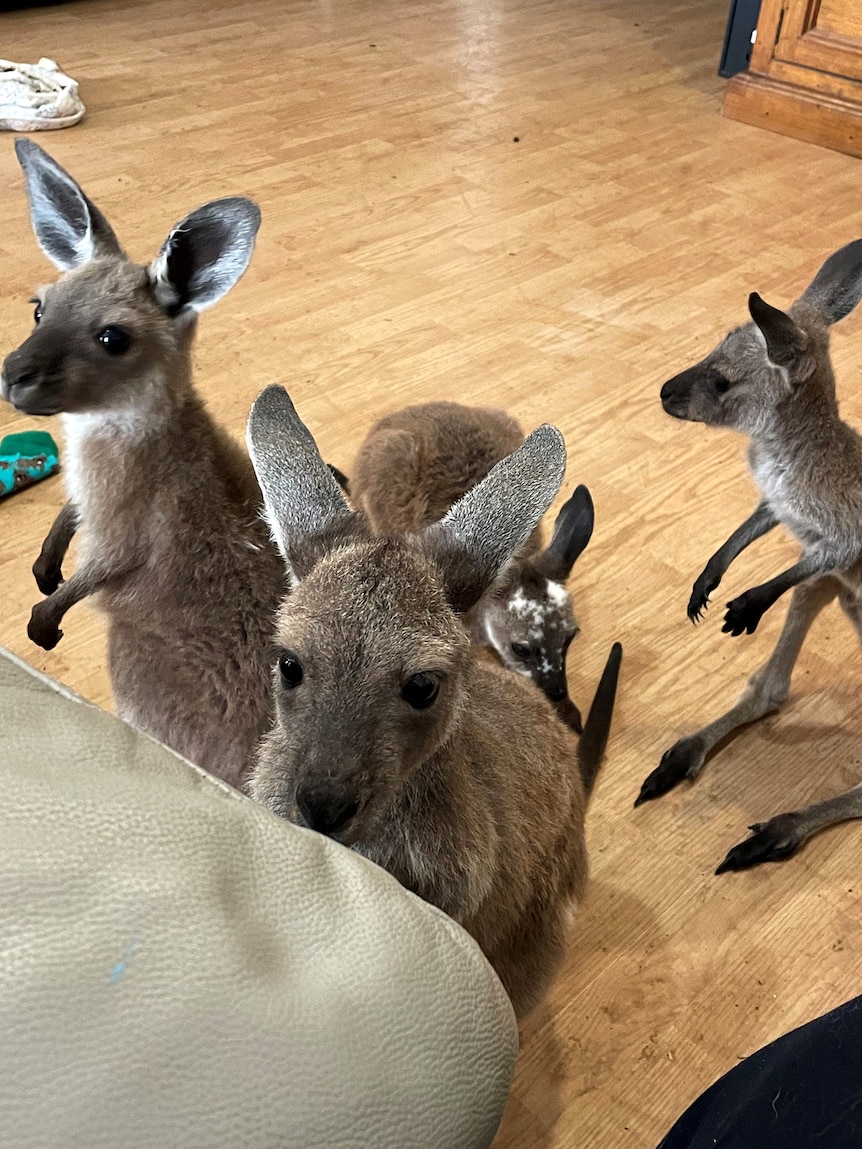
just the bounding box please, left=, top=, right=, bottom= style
left=61, top=409, right=151, bottom=516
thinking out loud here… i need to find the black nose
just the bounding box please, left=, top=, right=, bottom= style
left=296, top=787, right=359, bottom=836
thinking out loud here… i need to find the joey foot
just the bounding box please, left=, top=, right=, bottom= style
left=635, top=734, right=707, bottom=806
left=715, top=812, right=806, bottom=873
left=687, top=569, right=719, bottom=623
left=32, top=554, right=64, bottom=596
left=722, top=589, right=768, bottom=637
left=28, top=599, right=63, bottom=650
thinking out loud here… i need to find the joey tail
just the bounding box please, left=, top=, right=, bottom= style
left=577, top=641, right=622, bottom=797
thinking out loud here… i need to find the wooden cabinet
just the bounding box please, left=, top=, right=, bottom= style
left=724, top=0, right=862, bottom=157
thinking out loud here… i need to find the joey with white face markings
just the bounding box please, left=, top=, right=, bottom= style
left=347, top=401, right=594, bottom=729
left=1, top=140, right=285, bottom=790
left=247, top=386, right=621, bottom=1019
left=638, top=239, right=862, bottom=873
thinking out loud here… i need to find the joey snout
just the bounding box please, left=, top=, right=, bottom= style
left=1, top=346, right=63, bottom=416
left=295, top=781, right=363, bottom=844
left=535, top=669, right=570, bottom=705
left=660, top=369, right=698, bottom=421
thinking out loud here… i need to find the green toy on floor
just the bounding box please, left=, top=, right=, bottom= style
left=0, top=431, right=60, bottom=497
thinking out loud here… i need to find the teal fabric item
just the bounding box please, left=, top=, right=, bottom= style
left=0, top=431, right=60, bottom=497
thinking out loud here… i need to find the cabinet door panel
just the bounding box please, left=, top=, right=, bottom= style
left=774, top=0, right=862, bottom=83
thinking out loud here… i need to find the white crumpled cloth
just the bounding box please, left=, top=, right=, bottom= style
left=0, top=57, right=85, bottom=131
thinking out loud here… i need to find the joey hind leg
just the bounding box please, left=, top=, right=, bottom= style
left=716, top=781, right=862, bottom=873
left=636, top=577, right=839, bottom=806
left=716, top=586, right=862, bottom=871
left=33, top=501, right=79, bottom=595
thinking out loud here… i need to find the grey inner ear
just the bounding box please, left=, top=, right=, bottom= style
left=15, top=138, right=122, bottom=270
left=800, top=238, right=862, bottom=325
left=246, top=385, right=353, bottom=567
left=151, top=197, right=261, bottom=315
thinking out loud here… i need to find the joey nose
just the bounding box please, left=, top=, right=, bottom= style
left=539, top=671, right=569, bottom=704
left=296, top=786, right=360, bottom=837
left=660, top=372, right=692, bottom=418
left=3, top=362, right=37, bottom=390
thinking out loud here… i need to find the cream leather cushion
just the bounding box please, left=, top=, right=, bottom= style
left=0, top=649, right=517, bottom=1149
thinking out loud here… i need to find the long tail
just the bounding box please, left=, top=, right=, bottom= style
left=577, top=642, right=622, bottom=798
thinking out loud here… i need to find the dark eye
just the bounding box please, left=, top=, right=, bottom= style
left=96, top=326, right=132, bottom=356
left=278, top=650, right=303, bottom=689
left=31, top=300, right=42, bottom=324
left=713, top=374, right=732, bottom=394
left=402, top=672, right=439, bottom=710
left=511, top=642, right=531, bottom=660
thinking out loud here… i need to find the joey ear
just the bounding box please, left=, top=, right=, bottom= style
left=748, top=292, right=806, bottom=368
left=15, top=139, right=122, bottom=270
left=422, top=424, right=566, bottom=612
left=533, top=484, right=594, bottom=582
left=800, top=238, right=862, bottom=325
left=149, top=197, right=261, bottom=316
left=246, top=385, right=355, bottom=579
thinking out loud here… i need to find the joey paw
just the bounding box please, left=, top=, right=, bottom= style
left=28, top=602, right=63, bottom=650
left=32, top=556, right=64, bottom=597
left=635, top=735, right=707, bottom=806
left=715, top=813, right=805, bottom=873
left=722, top=591, right=766, bottom=637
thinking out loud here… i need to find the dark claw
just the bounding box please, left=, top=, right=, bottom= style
left=687, top=574, right=717, bottom=624
left=687, top=597, right=707, bottom=624
left=715, top=813, right=804, bottom=873
left=635, top=736, right=706, bottom=806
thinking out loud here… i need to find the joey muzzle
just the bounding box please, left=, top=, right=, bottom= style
left=537, top=669, right=570, bottom=705
left=295, top=782, right=361, bottom=841
left=1, top=346, right=63, bottom=416
left=660, top=366, right=700, bottom=420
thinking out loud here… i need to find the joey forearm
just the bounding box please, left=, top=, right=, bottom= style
left=33, top=502, right=79, bottom=595
left=688, top=502, right=779, bottom=622
left=28, top=556, right=140, bottom=650
left=722, top=551, right=830, bottom=637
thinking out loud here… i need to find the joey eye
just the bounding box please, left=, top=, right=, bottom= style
left=402, top=672, right=439, bottom=711
left=96, top=326, right=132, bottom=356
left=31, top=300, right=42, bottom=324
left=278, top=650, right=303, bottom=689
left=713, top=373, right=732, bottom=395
left=510, top=642, right=531, bottom=660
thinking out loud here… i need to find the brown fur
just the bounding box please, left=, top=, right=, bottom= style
left=349, top=401, right=594, bottom=719
left=1, top=141, right=284, bottom=790
left=247, top=387, right=603, bottom=1019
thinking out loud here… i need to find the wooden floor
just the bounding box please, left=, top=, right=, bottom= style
left=2, top=0, right=862, bottom=1144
